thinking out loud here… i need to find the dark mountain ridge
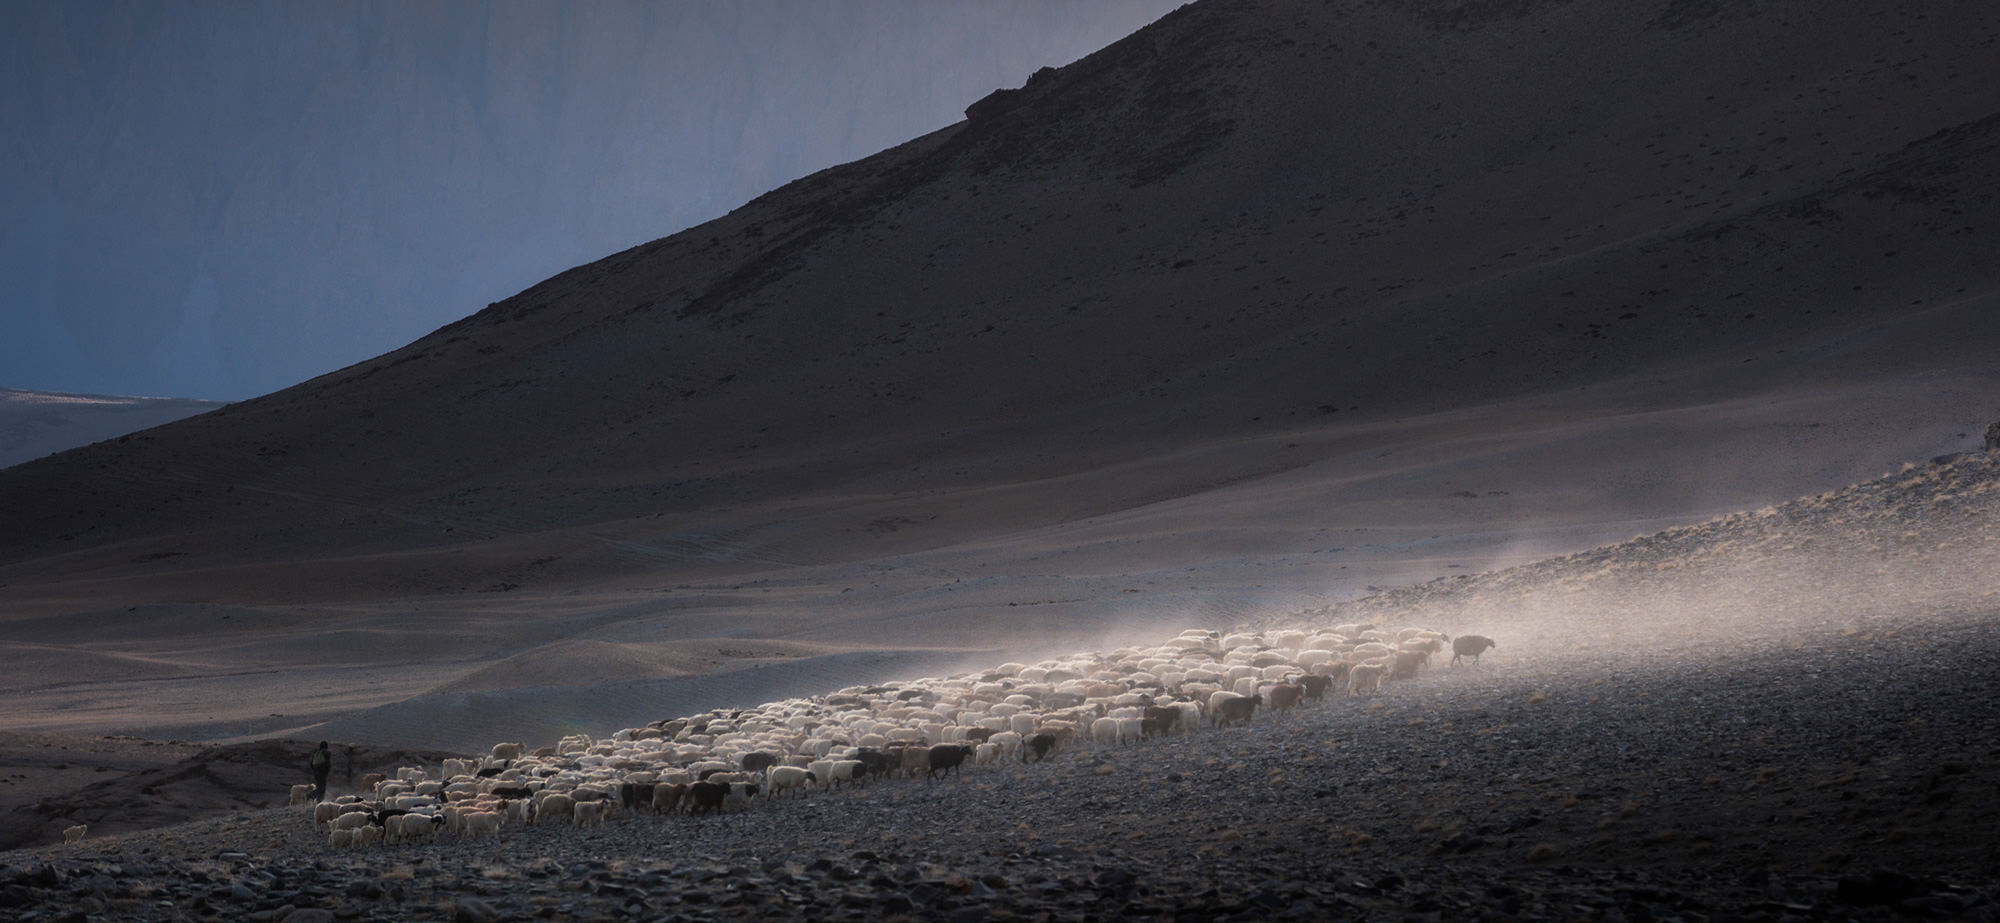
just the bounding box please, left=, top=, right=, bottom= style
left=1, top=0, right=1995, bottom=606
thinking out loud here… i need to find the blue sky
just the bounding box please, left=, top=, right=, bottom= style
left=1, top=1, right=1180, bottom=400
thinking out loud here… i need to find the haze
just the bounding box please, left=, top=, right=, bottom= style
left=0, top=8, right=1997, bottom=907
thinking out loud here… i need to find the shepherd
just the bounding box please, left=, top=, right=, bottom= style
left=310, top=741, right=332, bottom=801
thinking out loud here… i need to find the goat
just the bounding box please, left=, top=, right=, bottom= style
left=1266, top=679, right=1306, bottom=713
left=686, top=781, right=729, bottom=815
left=1388, top=649, right=1429, bottom=681
left=1451, top=635, right=1496, bottom=665
left=1213, top=693, right=1262, bottom=727
left=926, top=744, right=974, bottom=779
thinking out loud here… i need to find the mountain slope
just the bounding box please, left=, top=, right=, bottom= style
left=0, top=0, right=1996, bottom=706
left=1, top=2, right=1187, bottom=399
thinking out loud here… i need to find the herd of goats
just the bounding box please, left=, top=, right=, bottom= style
left=301, top=625, right=1498, bottom=847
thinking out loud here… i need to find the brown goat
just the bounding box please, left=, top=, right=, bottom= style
left=651, top=782, right=688, bottom=814
left=1213, top=694, right=1262, bottom=727
left=1039, top=722, right=1079, bottom=748
left=1266, top=681, right=1306, bottom=713
left=1389, top=650, right=1429, bottom=681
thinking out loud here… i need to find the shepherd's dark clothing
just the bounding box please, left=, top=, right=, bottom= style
left=310, top=744, right=332, bottom=801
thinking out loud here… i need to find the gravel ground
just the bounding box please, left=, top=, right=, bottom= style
left=7, top=454, right=1996, bottom=922
left=7, top=610, right=1996, bottom=923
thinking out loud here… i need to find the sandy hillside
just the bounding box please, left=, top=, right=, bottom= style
left=0, top=0, right=1996, bottom=760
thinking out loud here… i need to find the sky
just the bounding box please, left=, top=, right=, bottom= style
left=0, top=1, right=1183, bottom=401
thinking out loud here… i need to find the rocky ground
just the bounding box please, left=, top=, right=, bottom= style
left=0, top=740, right=468, bottom=853
left=4, top=608, right=1996, bottom=923
left=6, top=454, right=1996, bottom=922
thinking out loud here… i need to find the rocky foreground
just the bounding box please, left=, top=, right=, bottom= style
left=5, top=600, right=1996, bottom=922
left=7, top=453, right=1997, bottom=922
